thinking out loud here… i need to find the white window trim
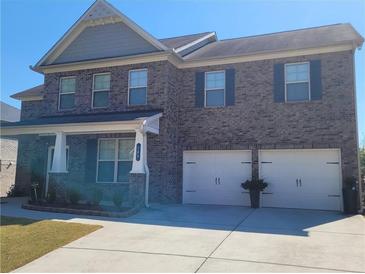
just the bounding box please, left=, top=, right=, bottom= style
left=128, top=68, right=148, bottom=106
left=284, top=62, right=311, bottom=102
left=92, top=72, right=111, bottom=109
left=58, top=76, right=76, bottom=110
left=204, top=70, right=226, bottom=107
left=96, top=138, right=134, bottom=184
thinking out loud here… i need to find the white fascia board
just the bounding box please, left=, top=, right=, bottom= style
left=35, top=51, right=176, bottom=74
left=174, top=32, right=217, bottom=53
left=34, top=43, right=354, bottom=74
left=0, top=120, right=142, bottom=136
left=11, top=96, right=44, bottom=102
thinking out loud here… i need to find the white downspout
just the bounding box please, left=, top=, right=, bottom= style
left=141, top=120, right=150, bottom=208
left=143, top=133, right=150, bottom=208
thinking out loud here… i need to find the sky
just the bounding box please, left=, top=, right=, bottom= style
left=1, top=0, right=364, bottom=145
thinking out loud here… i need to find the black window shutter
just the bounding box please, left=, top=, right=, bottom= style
left=273, top=63, right=285, bottom=102
left=85, top=139, right=98, bottom=184
left=195, top=72, right=205, bottom=107
left=310, top=60, right=322, bottom=100
left=225, top=69, right=235, bottom=106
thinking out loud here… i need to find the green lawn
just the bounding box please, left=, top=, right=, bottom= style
left=0, top=216, right=102, bottom=273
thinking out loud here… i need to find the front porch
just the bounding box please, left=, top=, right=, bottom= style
left=0, top=110, right=162, bottom=210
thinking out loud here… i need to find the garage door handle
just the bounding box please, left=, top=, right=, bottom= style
left=296, top=178, right=298, bottom=187
left=299, top=179, right=302, bottom=187
left=215, top=177, right=217, bottom=184
left=218, top=177, right=221, bottom=184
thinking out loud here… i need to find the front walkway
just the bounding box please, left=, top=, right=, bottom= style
left=1, top=198, right=365, bottom=272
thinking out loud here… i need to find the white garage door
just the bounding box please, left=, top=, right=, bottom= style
left=183, top=150, right=252, bottom=206
left=259, top=149, right=342, bottom=211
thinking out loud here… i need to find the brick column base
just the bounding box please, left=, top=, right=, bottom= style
left=128, top=173, right=146, bottom=208
left=48, top=173, right=68, bottom=202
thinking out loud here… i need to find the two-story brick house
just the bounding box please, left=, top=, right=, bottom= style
left=1, top=0, right=363, bottom=211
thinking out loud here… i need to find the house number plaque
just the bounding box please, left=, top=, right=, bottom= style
left=136, top=143, right=141, bottom=161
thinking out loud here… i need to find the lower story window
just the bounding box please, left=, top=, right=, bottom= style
left=97, top=138, right=134, bottom=183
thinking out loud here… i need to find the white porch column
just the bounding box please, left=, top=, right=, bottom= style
left=130, top=129, right=146, bottom=174
left=51, top=132, right=67, bottom=173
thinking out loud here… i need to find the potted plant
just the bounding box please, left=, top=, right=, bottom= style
left=342, top=177, right=358, bottom=214
left=241, top=179, right=268, bottom=208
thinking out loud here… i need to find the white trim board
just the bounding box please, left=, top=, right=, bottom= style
left=34, top=43, right=355, bottom=74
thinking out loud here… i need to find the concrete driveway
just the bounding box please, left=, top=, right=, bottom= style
left=2, top=198, right=365, bottom=272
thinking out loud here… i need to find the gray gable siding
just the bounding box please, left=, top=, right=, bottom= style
left=53, top=22, right=160, bottom=64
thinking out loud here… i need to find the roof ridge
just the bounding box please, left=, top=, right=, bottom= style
left=159, top=31, right=214, bottom=41
left=218, top=23, right=346, bottom=43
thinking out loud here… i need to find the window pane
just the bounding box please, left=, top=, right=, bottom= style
left=97, top=161, right=114, bottom=182
left=286, top=63, right=308, bottom=82
left=117, top=161, right=133, bottom=182
left=93, top=91, right=109, bottom=108
left=60, top=78, right=76, bottom=93
left=206, top=71, right=225, bottom=89
left=118, top=139, right=134, bottom=160
left=94, top=74, right=110, bottom=90
left=129, top=87, right=147, bottom=105
left=206, top=89, right=225, bottom=106
left=99, top=140, right=115, bottom=160
left=60, top=94, right=74, bottom=109
left=130, top=70, right=147, bottom=87
left=287, top=82, right=309, bottom=101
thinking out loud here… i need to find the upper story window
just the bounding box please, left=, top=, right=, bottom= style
left=205, top=71, right=225, bottom=107
left=285, top=62, right=310, bottom=102
left=92, top=73, right=110, bottom=108
left=97, top=138, right=134, bottom=183
left=129, top=69, right=147, bottom=105
left=59, top=77, right=76, bottom=110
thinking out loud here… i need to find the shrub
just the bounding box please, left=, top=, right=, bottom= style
left=67, top=187, right=81, bottom=205
left=91, top=188, right=103, bottom=205
left=7, top=185, right=26, bottom=197
left=46, top=186, right=57, bottom=204
left=112, top=192, right=123, bottom=210
left=343, top=177, right=357, bottom=189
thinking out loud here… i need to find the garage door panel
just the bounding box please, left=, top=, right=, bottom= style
left=183, top=150, right=251, bottom=206
left=259, top=149, right=342, bottom=211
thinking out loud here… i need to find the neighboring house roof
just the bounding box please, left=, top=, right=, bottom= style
left=0, top=101, right=20, bottom=122
left=0, top=110, right=162, bottom=127
left=159, top=32, right=214, bottom=50
left=11, top=85, right=44, bottom=101
left=183, top=23, right=364, bottom=61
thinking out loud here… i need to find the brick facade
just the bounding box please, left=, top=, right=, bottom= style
left=15, top=50, right=359, bottom=204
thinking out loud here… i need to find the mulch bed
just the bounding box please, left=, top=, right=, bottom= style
left=22, top=201, right=141, bottom=218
